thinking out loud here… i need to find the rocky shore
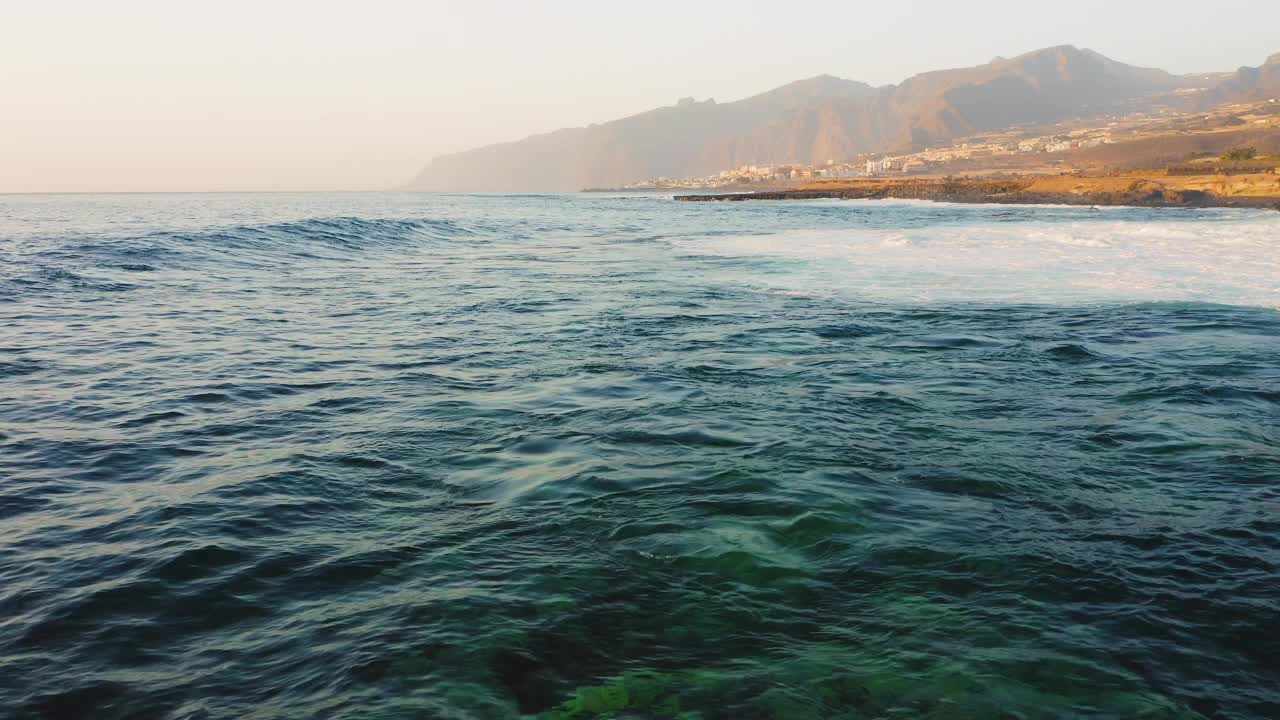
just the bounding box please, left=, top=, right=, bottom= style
left=674, top=176, right=1280, bottom=210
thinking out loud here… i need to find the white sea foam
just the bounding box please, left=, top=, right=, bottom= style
left=676, top=212, right=1280, bottom=307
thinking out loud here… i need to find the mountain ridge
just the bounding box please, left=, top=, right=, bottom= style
left=409, top=47, right=1274, bottom=192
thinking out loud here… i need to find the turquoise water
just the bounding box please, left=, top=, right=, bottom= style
left=1, top=193, right=1277, bottom=719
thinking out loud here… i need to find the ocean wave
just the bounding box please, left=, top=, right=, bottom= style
left=1, top=215, right=494, bottom=297
left=41, top=215, right=480, bottom=260
left=135, top=216, right=484, bottom=260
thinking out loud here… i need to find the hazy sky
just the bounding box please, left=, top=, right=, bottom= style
left=5, top=0, right=1280, bottom=193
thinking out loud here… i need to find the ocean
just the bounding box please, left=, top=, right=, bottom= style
left=1, top=192, right=1277, bottom=719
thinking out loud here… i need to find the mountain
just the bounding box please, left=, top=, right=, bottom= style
left=1194, top=52, right=1280, bottom=108
left=406, top=46, right=1207, bottom=191
left=408, top=75, right=874, bottom=192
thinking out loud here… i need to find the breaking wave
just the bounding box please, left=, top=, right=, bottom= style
left=674, top=209, right=1280, bottom=307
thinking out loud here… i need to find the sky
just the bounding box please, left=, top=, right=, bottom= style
left=4, top=0, right=1280, bottom=193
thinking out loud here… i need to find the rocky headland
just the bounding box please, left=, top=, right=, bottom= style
left=674, top=174, right=1280, bottom=210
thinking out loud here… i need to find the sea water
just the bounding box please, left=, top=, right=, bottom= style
left=1, top=192, right=1277, bottom=719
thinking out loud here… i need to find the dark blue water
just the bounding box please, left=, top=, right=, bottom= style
left=1, top=193, right=1277, bottom=720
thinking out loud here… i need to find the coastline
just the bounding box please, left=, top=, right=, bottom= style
left=673, top=175, right=1280, bottom=210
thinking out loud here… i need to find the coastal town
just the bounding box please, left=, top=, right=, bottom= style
left=622, top=97, right=1280, bottom=190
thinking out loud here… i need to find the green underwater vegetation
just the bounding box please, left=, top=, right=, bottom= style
left=535, top=658, right=1208, bottom=720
